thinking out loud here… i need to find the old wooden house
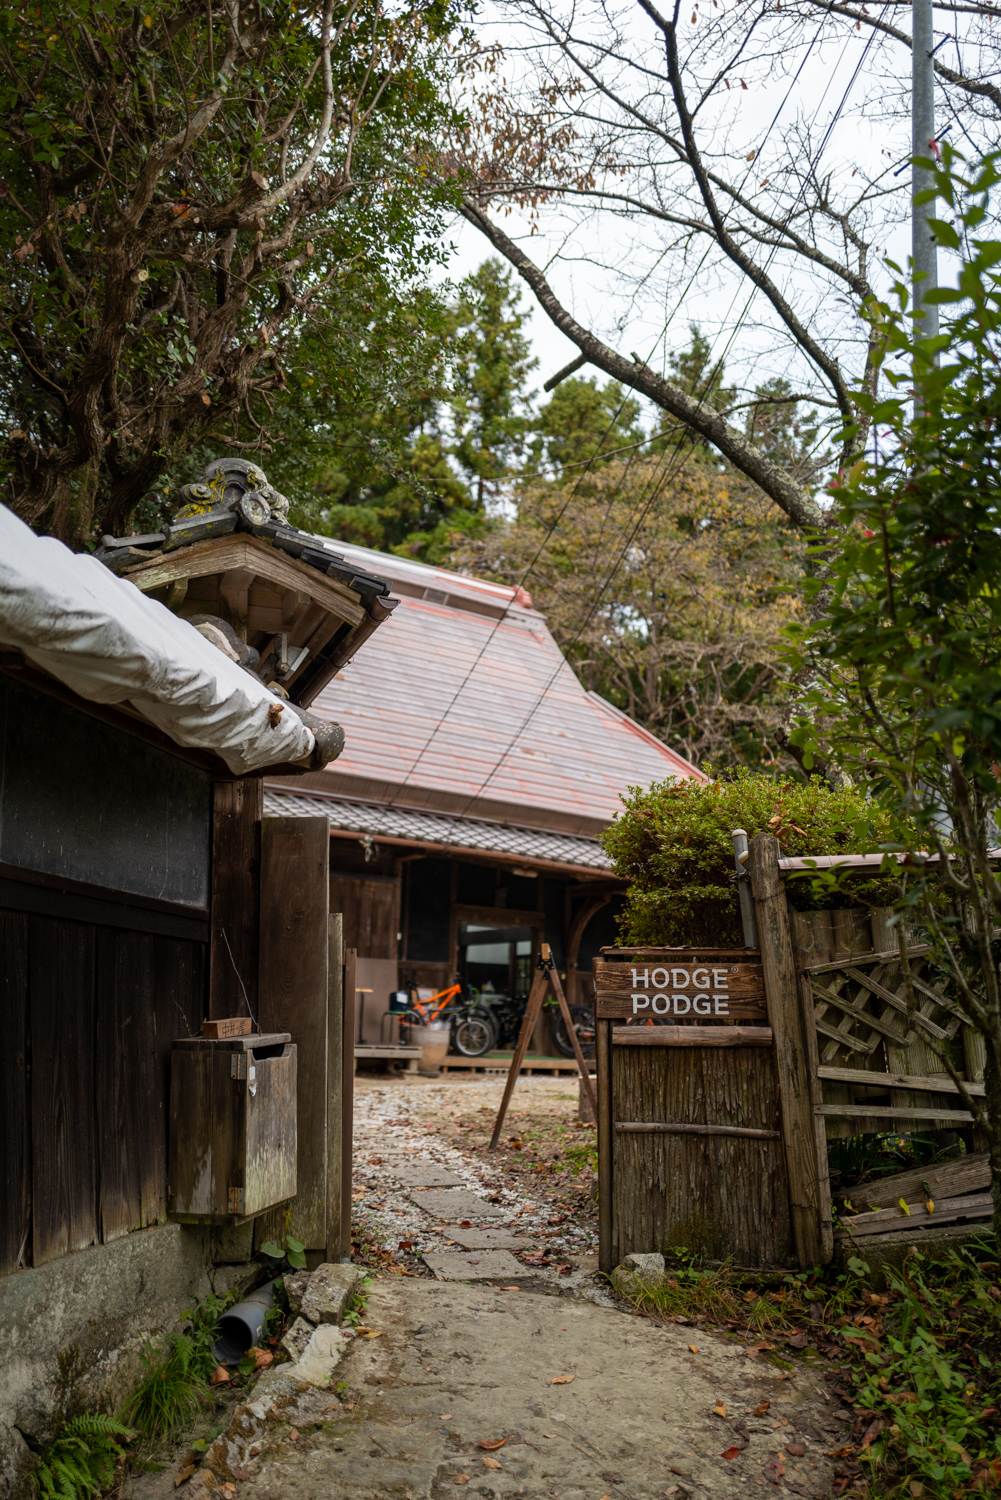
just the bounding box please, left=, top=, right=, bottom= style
left=262, top=541, right=704, bottom=1050
left=0, top=469, right=395, bottom=1491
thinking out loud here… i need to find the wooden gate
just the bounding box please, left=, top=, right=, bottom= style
left=594, top=947, right=797, bottom=1272
left=595, top=833, right=993, bottom=1275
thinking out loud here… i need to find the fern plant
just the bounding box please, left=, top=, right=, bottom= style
left=32, top=1414, right=134, bottom=1500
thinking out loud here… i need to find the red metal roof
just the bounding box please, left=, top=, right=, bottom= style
left=279, top=541, right=704, bottom=836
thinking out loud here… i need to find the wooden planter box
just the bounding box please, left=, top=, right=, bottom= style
left=168, top=1032, right=296, bottom=1225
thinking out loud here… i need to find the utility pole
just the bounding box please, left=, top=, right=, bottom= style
left=912, top=0, right=938, bottom=342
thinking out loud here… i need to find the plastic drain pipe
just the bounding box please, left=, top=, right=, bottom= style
left=213, top=1280, right=278, bottom=1365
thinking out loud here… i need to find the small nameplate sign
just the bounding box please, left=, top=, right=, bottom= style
left=593, top=952, right=767, bottom=1023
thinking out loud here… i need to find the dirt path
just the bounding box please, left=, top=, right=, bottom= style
left=134, top=1073, right=849, bottom=1500
left=238, top=1274, right=844, bottom=1499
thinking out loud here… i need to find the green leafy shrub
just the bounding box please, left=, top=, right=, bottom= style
left=601, top=767, right=898, bottom=947
left=32, top=1413, right=134, bottom=1500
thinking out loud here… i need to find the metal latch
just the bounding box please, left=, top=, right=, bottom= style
left=230, top=1053, right=248, bottom=1080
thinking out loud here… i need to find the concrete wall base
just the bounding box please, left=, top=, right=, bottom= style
left=0, top=1223, right=259, bottom=1498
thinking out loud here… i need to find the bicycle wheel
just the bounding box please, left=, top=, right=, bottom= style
left=551, top=1005, right=596, bottom=1059
left=453, top=1012, right=495, bottom=1057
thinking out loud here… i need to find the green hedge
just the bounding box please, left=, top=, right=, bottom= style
left=600, top=768, right=898, bottom=948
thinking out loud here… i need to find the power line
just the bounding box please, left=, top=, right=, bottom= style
left=361, top=9, right=838, bottom=826
left=442, top=8, right=890, bottom=813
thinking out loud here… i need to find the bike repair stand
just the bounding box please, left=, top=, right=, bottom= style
left=488, top=942, right=597, bottom=1150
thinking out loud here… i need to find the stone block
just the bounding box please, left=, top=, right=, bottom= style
left=446, top=1228, right=533, bottom=1250
left=283, top=1270, right=311, bottom=1317
left=300, top=1263, right=362, bottom=1325
left=390, top=1164, right=467, bottom=1188
left=280, top=1315, right=315, bottom=1362
left=408, top=1189, right=503, bottom=1220
left=422, top=1250, right=525, bottom=1281
left=295, top=1324, right=352, bottom=1386
left=611, top=1253, right=666, bottom=1298
left=625, top=1252, right=665, bottom=1276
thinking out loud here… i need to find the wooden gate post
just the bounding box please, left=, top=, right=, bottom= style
left=747, top=834, right=823, bottom=1268
left=326, top=913, right=344, bottom=1264
left=258, top=815, right=330, bottom=1255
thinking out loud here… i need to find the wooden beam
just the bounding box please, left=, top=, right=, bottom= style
left=841, top=966, right=951, bottom=1040
left=816, top=1103, right=974, bottom=1123
left=836, top=1192, right=992, bottom=1239
left=597, top=1015, right=614, bottom=1276
left=836, top=1151, right=989, bottom=1211
left=209, top=781, right=261, bottom=1021
left=818, top=1065, right=985, bottom=1096
left=124, top=534, right=364, bottom=625
left=611, top=1025, right=773, bottom=1047
left=615, top=1121, right=781, bottom=1141
left=748, top=833, right=823, bottom=1269
left=326, top=914, right=344, bottom=1264
left=258, top=815, right=330, bottom=1249
left=803, top=944, right=930, bottom=974
left=488, top=963, right=549, bottom=1150
left=549, top=959, right=597, bottom=1116
left=340, top=947, right=357, bottom=1261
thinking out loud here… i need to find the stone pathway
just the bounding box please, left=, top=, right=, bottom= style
left=350, top=1076, right=602, bottom=1295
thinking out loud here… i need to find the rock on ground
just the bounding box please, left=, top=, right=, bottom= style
left=224, top=1277, right=847, bottom=1499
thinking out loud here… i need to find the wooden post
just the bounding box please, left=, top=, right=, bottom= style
left=488, top=962, right=549, bottom=1150
left=340, top=947, right=357, bottom=1260
left=797, top=969, right=835, bottom=1264
left=258, top=815, right=330, bottom=1252
left=326, top=913, right=344, bottom=1265
left=209, top=780, right=261, bottom=1021
left=748, top=833, right=823, bottom=1268
left=549, top=964, right=597, bottom=1118
left=597, top=1015, right=614, bottom=1275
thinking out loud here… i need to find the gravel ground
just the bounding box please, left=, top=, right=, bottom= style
left=350, top=1072, right=603, bottom=1295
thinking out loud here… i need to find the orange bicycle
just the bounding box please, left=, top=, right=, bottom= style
left=401, top=983, right=495, bottom=1056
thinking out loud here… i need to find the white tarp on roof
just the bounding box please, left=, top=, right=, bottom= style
left=0, top=504, right=315, bottom=775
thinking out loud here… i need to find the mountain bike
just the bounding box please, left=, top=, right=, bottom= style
left=401, top=983, right=495, bottom=1058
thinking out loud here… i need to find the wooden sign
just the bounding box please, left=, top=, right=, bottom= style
left=593, top=952, right=767, bottom=1023
left=201, top=1016, right=253, bottom=1039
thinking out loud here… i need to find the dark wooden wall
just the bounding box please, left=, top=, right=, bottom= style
left=328, top=873, right=399, bottom=960
left=0, top=886, right=206, bottom=1276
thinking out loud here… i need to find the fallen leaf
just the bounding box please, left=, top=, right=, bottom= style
left=713, top=1402, right=728, bottom=1418
left=785, top=1442, right=805, bottom=1457
left=441, top=1414, right=453, bottom=1421
left=753, top=1401, right=770, bottom=1416
left=924, top=1198, right=934, bottom=1214
left=899, top=1198, right=911, bottom=1216
left=210, top=1365, right=231, bottom=1386
left=249, top=1347, right=273, bottom=1369
left=688, top=1344, right=699, bottom=1354
left=289, top=1429, right=300, bottom=1442
left=543, top=1432, right=555, bottom=1438
left=721, top=1445, right=743, bottom=1460
left=786, top=1331, right=809, bottom=1349
left=175, top=1467, right=195, bottom=1487
left=199, top=391, right=211, bottom=407
left=478, top=1437, right=509, bottom=1450
left=480, top=1456, right=503, bottom=1469
left=551, top=1374, right=576, bottom=1384
left=453, top=1476, right=470, bottom=1486
left=232, top=1470, right=249, bottom=1483
left=908, top=1483, right=924, bottom=1498
left=460, top=1220, right=473, bottom=1228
